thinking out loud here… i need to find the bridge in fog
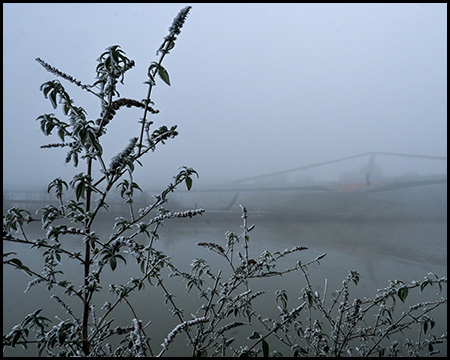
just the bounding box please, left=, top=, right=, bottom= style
left=190, top=151, right=447, bottom=191
left=3, top=151, right=447, bottom=207
left=188, top=151, right=447, bottom=210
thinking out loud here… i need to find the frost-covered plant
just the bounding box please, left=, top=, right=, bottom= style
left=3, top=6, right=198, bottom=357
left=150, top=205, right=446, bottom=357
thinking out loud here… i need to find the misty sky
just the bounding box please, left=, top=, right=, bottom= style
left=3, top=3, right=447, bottom=190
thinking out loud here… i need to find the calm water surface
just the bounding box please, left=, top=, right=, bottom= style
left=3, top=210, right=447, bottom=357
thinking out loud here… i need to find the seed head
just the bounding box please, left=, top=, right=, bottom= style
left=168, top=6, right=192, bottom=37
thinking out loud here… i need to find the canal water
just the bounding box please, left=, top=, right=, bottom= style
left=3, top=193, right=447, bottom=357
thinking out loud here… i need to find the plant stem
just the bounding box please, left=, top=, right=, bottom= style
left=82, top=157, right=93, bottom=355
left=137, top=51, right=168, bottom=155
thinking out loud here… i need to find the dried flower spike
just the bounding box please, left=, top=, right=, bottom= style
left=168, top=6, right=192, bottom=37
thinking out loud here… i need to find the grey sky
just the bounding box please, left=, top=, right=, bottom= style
left=3, top=3, right=447, bottom=189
